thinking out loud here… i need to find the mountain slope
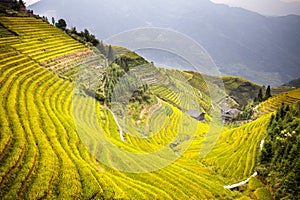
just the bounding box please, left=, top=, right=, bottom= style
left=1, top=15, right=299, bottom=199
left=30, top=0, right=300, bottom=86
left=212, top=0, right=300, bottom=16
left=283, top=77, right=300, bottom=88
left=0, top=15, right=237, bottom=199
left=257, top=88, right=300, bottom=114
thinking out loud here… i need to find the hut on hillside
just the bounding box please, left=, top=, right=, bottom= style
left=221, top=106, right=241, bottom=122
left=186, top=109, right=205, bottom=121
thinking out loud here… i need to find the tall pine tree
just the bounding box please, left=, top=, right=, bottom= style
left=97, top=41, right=106, bottom=55
left=107, top=45, right=114, bottom=62
left=258, top=88, right=263, bottom=102
left=265, top=85, right=272, bottom=100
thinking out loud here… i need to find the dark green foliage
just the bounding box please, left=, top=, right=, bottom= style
left=19, top=0, right=25, bottom=6
left=129, top=84, right=152, bottom=104
left=257, top=88, right=263, bottom=102
left=254, top=86, right=271, bottom=103
left=115, top=56, right=129, bottom=72
left=55, top=19, right=67, bottom=30
left=264, top=85, right=272, bottom=100
left=220, top=76, right=261, bottom=106
left=51, top=17, right=55, bottom=25
left=232, top=105, right=253, bottom=121
left=42, top=16, right=48, bottom=23
left=257, top=102, right=300, bottom=199
left=97, top=41, right=106, bottom=55
left=103, top=63, right=125, bottom=102
left=102, top=54, right=152, bottom=106
left=11, top=0, right=20, bottom=11
left=66, top=26, right=99, bottom=46
left=107, top=45, right=114, bottom=62
left=69, top=26, right=77, bottom=34
left=79, top=29, right=99, bottom=46
left=114, top=53, right=147, bottom=72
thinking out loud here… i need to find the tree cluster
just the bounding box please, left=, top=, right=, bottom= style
left=55, top=19, right=67, bottom=31
left=10, top=0, right=25, bottom=11
left=129, top=85, right=152, bottom=104
left=51, top=17, right=99, bottom=46
left=67, top=26, right=99, bottom=46
left=103, top=55, right=152, bottom=106
left=254, top=85, right=271, bottom=103
left=257, top=101, right=300, bottom=199
left=232, top=105, right=253, bottom=121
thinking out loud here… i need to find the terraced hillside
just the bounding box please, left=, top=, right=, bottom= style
left=0, top=17, right=84, bottom=63
left=0, top=16, right=238, bottom=199
left=204, top=114, right=272, bottom=182
left=257, top=88, right=300, bottom=114
left=1, top=16, right=298, bottom=199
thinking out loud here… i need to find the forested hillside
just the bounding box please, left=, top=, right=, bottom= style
left=257, top=102, right=300, bottom=199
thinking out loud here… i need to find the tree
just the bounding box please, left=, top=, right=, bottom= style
left=82, top=29, right=90, bottom=40
left=55, top=19, right=67, bottom=31
left=42, top=16, right=49, bottom=23
left=51, top=17, right=55, bottom=25
left=11, top=0, right=20, bottom=11
left=78, top=29, right=99, bottom=46
left=258, top=88, right=263, bottom=102
left=97, top=41, right=106, bottom=55
left=257, top=103, right=300, bottom=199
left=107, top=45, right=114, bottom=62
left=19, top=0, right=25, bottom=7
left=265, top=85, right=272, bottom=100
left=89, top=34, right=99, bottom=46
left=69, top=27, right=77, bottom=34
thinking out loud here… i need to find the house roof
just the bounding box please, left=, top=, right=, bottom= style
left=221, top=106, right=231, bottom=113
left=186, top=109, right=204, bottom=118
left=228, top=108, right=241, bottom=115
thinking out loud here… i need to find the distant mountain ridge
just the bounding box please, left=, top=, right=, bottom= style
left=283, top=77, right=300, bottom=88
left=30, top=0, right=300, bottom=86
left=212, top=0, right=300, bottom=16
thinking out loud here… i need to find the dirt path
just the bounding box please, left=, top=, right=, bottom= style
left=105, top=105, right=125, bottom=141
left=224, top=171, right=258, bottom=189
left=223, top=139, right=264, bottom=189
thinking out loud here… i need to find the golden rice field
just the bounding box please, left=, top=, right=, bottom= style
left=1, top=16, right=298, bottom=199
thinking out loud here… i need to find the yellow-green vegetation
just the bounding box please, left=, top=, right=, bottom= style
left=0, top=23, right=15, bottom=37
left=204, top=114, right=272, bottom=182
left=257, top=88, right=300, bottom=114
left=0, top=17, right=84, bottom=64
left=150, top=69, right=212, bottom=112
left=1, top=15, right=298, bottom=199
left=0, top=16, right=238, bottom=199
left=246, top=177, right=272, bottom=200
left=182, top=71, right=261, bottom=107
left=220, top=76, right=261, bottom=106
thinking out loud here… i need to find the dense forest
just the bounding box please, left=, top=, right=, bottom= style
left=258, top=102, right=300, bottom=199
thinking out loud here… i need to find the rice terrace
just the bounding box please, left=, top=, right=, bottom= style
left=0, top=0, right=300, bottom=199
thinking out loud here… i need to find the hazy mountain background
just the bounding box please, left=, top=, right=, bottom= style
left=211, top=0, right=300, bottom=16
left=29, top=0, right=300, bottom=86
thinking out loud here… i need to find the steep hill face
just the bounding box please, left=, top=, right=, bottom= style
left=30, top=0, right=300, bottom=86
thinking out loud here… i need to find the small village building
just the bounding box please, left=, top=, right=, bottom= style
left=221, top=106, right=241, bottom=122
left=186, top=109, right=205, bottom=121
